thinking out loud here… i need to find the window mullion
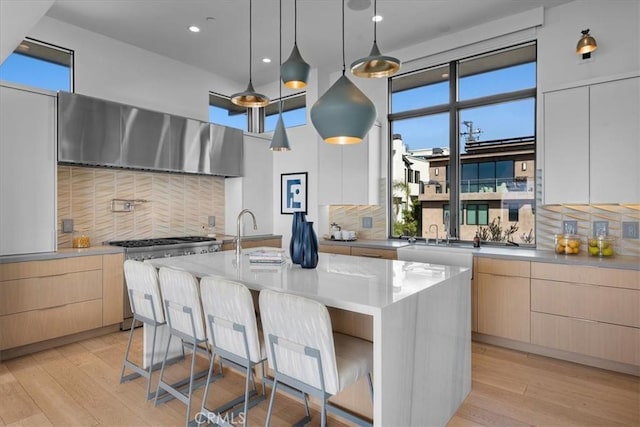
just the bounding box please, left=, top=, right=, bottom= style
left=449, top=61, right=460, bottom=240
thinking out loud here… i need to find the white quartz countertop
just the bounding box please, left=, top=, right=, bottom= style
left=146, top=249, right=468, bottom=316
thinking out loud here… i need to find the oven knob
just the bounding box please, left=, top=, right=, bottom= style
left=164, top=253, right=172, bottom=258
left=201, top=249, right=207, bottom=254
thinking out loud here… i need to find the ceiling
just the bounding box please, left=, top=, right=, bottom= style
left=45, top=0, right=572, bottom=90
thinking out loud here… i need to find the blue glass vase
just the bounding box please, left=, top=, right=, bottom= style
left=289, top=211, right=306, bottom=264
left=300, top=221, right=319, bottom=269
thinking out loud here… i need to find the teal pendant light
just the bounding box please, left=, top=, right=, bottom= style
left=231, top=0, right=269, bottom=108
left=310, top=0, right=376, bottom=144
left=281, top=0, right=310, bottom=89
left=270, top=0, right=291, bottom=151
left=351, top=0, right=400, bottom=78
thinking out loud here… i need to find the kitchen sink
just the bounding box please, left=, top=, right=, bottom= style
left=396, top=243, right=474, bottom=268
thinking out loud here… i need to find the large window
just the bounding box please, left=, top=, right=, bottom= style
left=0, top=38, right=73, bottom=92
left=390, top=42, right=536, bottom=245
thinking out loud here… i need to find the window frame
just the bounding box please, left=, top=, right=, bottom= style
left=388, top=41, right=536, bottom=242
left=0, top=37, right=74, bottom=92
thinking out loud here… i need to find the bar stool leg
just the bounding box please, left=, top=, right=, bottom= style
left=265, top=377, right=278, bottom=427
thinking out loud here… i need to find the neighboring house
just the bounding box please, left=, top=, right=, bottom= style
left=392, top=133, right=535, bottom=243
left=390, top=134, right=430, bottom=225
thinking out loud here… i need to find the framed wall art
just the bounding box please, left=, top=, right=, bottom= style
left=281, top=172, right=307, bottom=214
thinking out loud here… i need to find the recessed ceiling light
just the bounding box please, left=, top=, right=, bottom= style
left=188, top=25, right=200, bottom=33
left=441, top=73, right=449, bottom=78
left=18, top=43, right=30, bottom=51
left=262, top=58, right=271, bottom=63
left=372, top=15, right=383, bottom=22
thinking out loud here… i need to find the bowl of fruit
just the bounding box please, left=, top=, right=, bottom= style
left=554, top=234, right=582, bottom=255
left=587, top=236, right=615, bottom=257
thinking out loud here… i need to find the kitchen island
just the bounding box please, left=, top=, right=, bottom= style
left=147, top=249, right=471, bottom=426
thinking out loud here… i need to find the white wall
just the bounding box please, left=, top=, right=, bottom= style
left=537, top=0, right=640, bottom=91
left=0, top=0, right=53, bottom=64
left=29, top=16, right=239, bottom=121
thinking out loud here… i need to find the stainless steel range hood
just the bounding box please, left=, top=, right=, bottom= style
left=58, top=92, right=243, bottom=177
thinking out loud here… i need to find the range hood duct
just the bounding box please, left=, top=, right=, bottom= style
left=58, top=92, right=243, bottom=177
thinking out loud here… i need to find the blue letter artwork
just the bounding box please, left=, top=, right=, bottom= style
left=286, top=178, right=302, bottom=209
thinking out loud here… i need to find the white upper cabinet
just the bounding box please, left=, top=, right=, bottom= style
left=318, top=122, right=381, bottom=206
left=543, top=76, right=639, bottom=205
left=589, top=77, right=639, bottom=204
left=543, top=86, right=590, bottom=204
left=0, top=84, right=57, bottom=255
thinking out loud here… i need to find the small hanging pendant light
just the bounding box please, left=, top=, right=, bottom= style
left=351, top=0, right=400, bottom=78
left=231, top=0, right=269, bottom=107
left=270, top=0, right=291, bottom=151
left=281, top=0, right=310, bottom=89
left=310, top=0, right=376, bottom=144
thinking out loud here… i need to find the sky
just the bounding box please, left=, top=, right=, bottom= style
left=1, top=52, right=534, bottom=144
left=391, top=62, right=536, bottom=152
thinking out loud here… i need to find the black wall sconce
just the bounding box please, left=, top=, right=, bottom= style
left=576, top=29, right=597, bottom=60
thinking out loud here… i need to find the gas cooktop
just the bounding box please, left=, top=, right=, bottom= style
left=108, top=236, right=217, bottom=248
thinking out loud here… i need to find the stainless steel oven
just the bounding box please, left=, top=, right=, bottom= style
left=108, top=236, right=222, bottom=330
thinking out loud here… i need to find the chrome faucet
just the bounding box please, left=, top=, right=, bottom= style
left=428, top=224, right=439, bottom=245
left=236, top=209, right=257, bottom=258
left=443, top=210, right=451, bottom=245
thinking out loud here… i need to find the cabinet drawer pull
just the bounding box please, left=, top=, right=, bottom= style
left=359, top=253, right=382, bottom=258
left=37, top=303, right=68, bottom=311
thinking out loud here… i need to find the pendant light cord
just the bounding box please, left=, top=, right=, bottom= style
left=373, top=0, right=377, bottom=43
left=249, top=0, right=253, bottom=84
left=294, top=0, right=298, bottom=44
left=279, top=0, right=283, bottom=114
left=341, top=0, right=346, bottom=75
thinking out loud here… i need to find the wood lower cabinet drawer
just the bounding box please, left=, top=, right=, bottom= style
left=350, top=247, right=396, bottom=260
left=477, top=273, right=530, bottom=342
left=531, top=312, right=640, bottom=366
left=477, top=258, right=529, bottom=277
left=0, top=256, right=102, bottom=281
left=319, top=244, right=351, bottom=255
left=0, top=270, right=102, bottom=316
left=532, top=279, right=640, bottom=328
left=0, top=299, right=103, bottom=350
left=531, top=262, right=640, bottom=290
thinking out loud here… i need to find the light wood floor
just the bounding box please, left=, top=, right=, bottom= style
left=0, top=330, right=638, bottom=426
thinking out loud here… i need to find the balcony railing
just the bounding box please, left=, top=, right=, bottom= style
left=419, top=177, right=534, bottom=200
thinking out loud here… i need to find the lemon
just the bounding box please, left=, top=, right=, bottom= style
left=588, top=238, right=598, bottom=247
left=588, top=246, right=600, bottom=256
left=602, top=247, right=614, bottom=257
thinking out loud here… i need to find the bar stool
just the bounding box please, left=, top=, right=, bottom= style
left=155, top=267, right=211, bottom=426
left=120, top=260, right=165, bottom=400
left=259, top=289, right=374, bottom=427
left=199, top=276, right=266, bottom=427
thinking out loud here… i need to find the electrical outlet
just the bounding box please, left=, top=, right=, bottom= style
left=62, top=219, right=74, bottom=233
left=622, top=221, right=639, bottom=239
left=593, top=220, right=609, bottom=237
left=208, top=216, right=216, bottom=227
left=562, top=220, right=577, bottom=235
left=362, top=217, right=373, bottom=229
